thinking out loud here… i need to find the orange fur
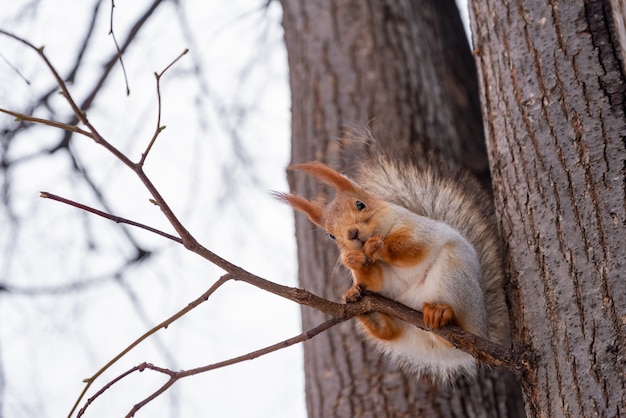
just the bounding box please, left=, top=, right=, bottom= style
left=364, top=228, right=429, bottom=267
left=288, top=162, right=357, bottom=193
left=341, top=251, right=384, bottom=294
left=277, top=193, right=324, bottom=226
left=357, top=312, right=401, bottom=341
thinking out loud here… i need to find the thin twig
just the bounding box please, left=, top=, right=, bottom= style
left=38, top=188, right=346, bottom=317
left=0, top=108, right=94, bottom=138
left=138, top=48, right=189, bottom=167
left=102, top=318, right=346, bottom=418
left=85, top=284, right=523, bottom=418
left=40, top=192, right=182, bottom=244
left=77, top=362, right=156, bottom=417
left=0, top=30, right=195, bottom=250
left=0, top=29, right=133, bottom=167
left=109, top=0, right=131, bottom=95
left=70, top=275, right=232, bottom=418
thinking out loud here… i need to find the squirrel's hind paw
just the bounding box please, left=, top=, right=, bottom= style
left=422, top=302, right=455, bottom=329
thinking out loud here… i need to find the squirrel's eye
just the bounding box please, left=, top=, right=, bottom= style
left=328, top=233, right=336, bottom=241
left=355, top=200, right=366, bottom=211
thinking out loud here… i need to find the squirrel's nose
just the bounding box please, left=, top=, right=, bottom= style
left=347, top=228, right=360, bottom=241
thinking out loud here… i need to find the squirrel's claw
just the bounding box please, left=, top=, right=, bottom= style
left=343, top=284, right=365, bottom=303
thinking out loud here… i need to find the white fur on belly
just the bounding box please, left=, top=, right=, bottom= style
left=363, top=321, right=477, bottom=383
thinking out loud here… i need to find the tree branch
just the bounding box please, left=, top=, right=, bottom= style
left=108, top=0, right=131, bottom=96
left=138, top=48, right=189, bottom=167
left=0, top=108, right=94, bottom=138
left=69, top=275, right=231, bottom=418
left=40, top=191, right=182, bottom=244
left=123, top=318, right=343, bottom=418
left=76, top=267, right=525, bottom=417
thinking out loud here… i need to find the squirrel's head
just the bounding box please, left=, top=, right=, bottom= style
left=276, top=161, right=392, bottom=253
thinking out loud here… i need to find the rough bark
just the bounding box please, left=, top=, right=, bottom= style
left=281, top=0, right=525, bottom=416
left=470, top=0, right=626, bottom=416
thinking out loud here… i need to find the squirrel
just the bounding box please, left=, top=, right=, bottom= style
left=277, top=134, right=510, bottom=383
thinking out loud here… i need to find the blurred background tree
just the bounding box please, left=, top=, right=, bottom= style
left=0, top=1, right=301, bottom=417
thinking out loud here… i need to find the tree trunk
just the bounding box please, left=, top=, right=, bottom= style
left=470, top=0, right=626, bottom=416
left=280, top=0, right=525, bottom=416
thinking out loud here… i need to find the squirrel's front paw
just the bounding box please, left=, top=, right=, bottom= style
left=363, top=236, right=384, bottom=259
left=343, top=284, right=365, bottom=303
left=342, top=250, right=370, bottom=269
left=422, top=302, right=455, bottom=329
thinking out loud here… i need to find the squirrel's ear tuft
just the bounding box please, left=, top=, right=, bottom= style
left=272, top=192, right=324, bottom=227
left=288, top=161, right=357, bottom=194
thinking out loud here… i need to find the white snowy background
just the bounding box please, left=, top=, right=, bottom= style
left=0, top=1, right=470, bottom=417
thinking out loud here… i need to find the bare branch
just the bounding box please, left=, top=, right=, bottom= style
left=40, top=191, right=182, bottom=244
left=68, top=275, right=231, bottom=418
left=0, top=29, right=134, bottom=167
left=37, top=189, right=514, bottom=369
left=109, top=0, right=131, bottom=96
left=0, top=30, right=194, bottom=248
left=77, top=274, right=524, bottom=417
left=123, top=319, right=342, bottom=417
left=0, top=108, right=93, bottom=138
left=77, top=362, right=155, bottom=418
left=138, top=48, right=190, bottom=167
left=75, top=318, right=343, bottom=418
